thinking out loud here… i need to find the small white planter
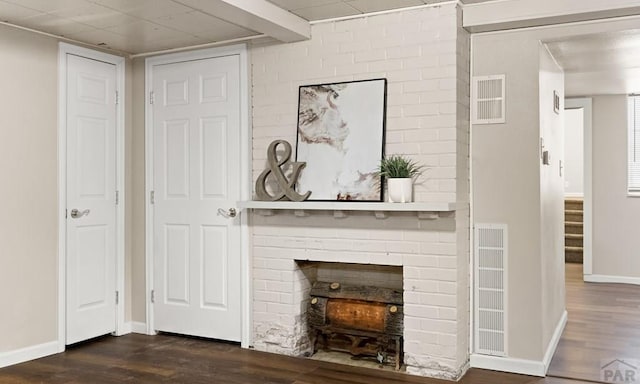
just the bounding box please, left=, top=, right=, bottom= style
left=387, top=178, right=413, bottom=203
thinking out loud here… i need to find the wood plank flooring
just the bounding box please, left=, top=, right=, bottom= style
left=2, top=262, right=637, bottom=383
left=547, top=263, right=640, bottom=383
left=0, top=333, right=584, bottom=384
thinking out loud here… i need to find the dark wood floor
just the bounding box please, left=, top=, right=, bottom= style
left=2, top=263, right=637, bottom=384
left=0, top=333, right=588, bottom=384
left=547, top=263, right=640, bottom=383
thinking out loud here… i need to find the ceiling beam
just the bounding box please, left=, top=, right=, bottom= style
left=174, top=0, right=310, bottom=42
left=464, top=0, right=640, bottom=33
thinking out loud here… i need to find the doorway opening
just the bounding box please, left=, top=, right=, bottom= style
left=563, top=98, right=593, bottom=274
left=544, top=30, right=640, bottom=382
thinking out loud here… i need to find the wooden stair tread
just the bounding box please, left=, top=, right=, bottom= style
left=565, top=255, right=583, bottom=263
left=565, top=198, right=584, bottom=264
left=564, top=198, right=584, bottom=211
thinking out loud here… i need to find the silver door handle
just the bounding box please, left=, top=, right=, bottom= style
left=70, top=209, right=90, bottom=219
left=217, top=208, right=237, bottom=218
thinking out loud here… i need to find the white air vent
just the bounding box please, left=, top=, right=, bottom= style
left=474, top=223, right=507, bottom=356
left=472, top=75, right=506, bottom=124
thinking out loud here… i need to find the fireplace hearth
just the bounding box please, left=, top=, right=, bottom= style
left=307, top=281, right=404, bottom=370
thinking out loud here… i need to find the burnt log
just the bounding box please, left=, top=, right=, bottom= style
left=384, top=304, right=403, bottom=337
left=310, top=282, right=403, bottom=304
left=308, top=297, right=328, bottom=328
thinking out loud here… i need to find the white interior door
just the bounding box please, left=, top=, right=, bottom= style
left=66, top=54, right=117, bottom=345
left=152, top=54, right=241, bottom=341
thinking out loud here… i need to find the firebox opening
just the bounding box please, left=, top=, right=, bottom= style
left=295, top=261, right=404, bottom=371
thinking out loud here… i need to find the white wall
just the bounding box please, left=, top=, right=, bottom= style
left=131, top=58, right=146, bottom=324
left=0, top=24, right=59, bottom=354
left=591, top=95, right=640, bottom=279
left=472, top=29, right=544, bottom=361
left=564, top=109, right=584, bottom=196
left=538, top=45, right=566, bottom=352
left=0, top=25, right=134, bottom=362
left=472, top=15, right=640, bottom=365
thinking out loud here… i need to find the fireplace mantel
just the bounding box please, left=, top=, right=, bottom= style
left=237, top=201, right=457, bottom=220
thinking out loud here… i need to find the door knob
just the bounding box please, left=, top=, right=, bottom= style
left=70, top=209, right=90, bottom=219
left=217, top=208, right=237, bottom=218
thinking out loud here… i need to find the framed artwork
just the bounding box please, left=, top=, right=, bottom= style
left=295, top=78, right=387, bottom=201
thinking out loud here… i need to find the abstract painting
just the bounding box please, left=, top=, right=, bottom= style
left=295, top=79, right=386, bottom=201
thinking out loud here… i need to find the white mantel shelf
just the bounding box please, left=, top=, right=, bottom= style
left=237, top=201, right=456, bottom=220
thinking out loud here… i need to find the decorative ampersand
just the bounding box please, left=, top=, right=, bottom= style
left=255, top=140, right=311, bottom=202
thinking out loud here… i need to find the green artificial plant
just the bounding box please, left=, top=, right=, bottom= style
left=377, top=154, right=424, bottom=179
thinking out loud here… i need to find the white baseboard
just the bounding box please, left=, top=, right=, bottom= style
left=471, top=310, right=567, bottom=377
left=116, top=322, right=132, bottom=336
left=0, top=322, right=150, bottom=369
left=116, top=322, right=148, bottom=336
left=0, top=341, right=60, bottom=369
left=470, top=354, right=546, bottom=377
left=543, top=310, right=567, bottom=373
left=131, top=322, right=148, bottom=334
left=584, top=274, right=640, bottom=285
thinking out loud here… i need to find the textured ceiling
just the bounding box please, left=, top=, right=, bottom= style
left=547, top=30, right=640, bottom=73
left=546, top=30, right=640, bottom=95
left=0, top=0, right=494, bottom=55
left=3, top=0, right=636, bottom=94
left=0, top=0, right=258, bottom=53
left=266, top=0, right=489, bottom=21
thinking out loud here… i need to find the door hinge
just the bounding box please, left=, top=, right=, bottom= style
left=115, top=291, right=119, bottom=305
left=115, top=91, right=119, bottom=105
left=150, top=191, right=155, bottom=204
left=151, top=289, right=155, bottom=303
left=65, top=209, right=68, bottom=219
left=149, top=91, right=154, bottom=105
left=115, top=190, right=119, bottom=205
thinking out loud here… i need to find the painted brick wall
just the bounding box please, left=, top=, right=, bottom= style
left=249, top=3, right=470, bottom=380
left=455, top=5, right=471, bottom=371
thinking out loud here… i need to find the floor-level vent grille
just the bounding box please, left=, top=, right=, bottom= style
left=474, top=223, right=507, bottom=356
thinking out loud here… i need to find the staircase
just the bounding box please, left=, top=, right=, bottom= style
left=564, top=198, right=583, bottom=263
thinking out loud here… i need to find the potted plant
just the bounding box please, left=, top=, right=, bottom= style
left=378, top=155, right=423, bottom=203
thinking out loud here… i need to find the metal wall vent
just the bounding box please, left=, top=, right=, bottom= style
left=474, top=223, right=508, bottom=356
left=472, top=75, right=506, bottom=124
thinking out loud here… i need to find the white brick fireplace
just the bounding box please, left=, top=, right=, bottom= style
left=249, top=211, right=468, bottom=379
left=248, top=3, right=470, bottom=380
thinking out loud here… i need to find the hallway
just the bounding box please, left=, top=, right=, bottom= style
left=548, top=263, right=640, bottom=382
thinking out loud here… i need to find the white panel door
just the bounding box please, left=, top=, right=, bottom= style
left=152, top=54, right=241, bottom=341
left=66, top=54, right=117, bottom=345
